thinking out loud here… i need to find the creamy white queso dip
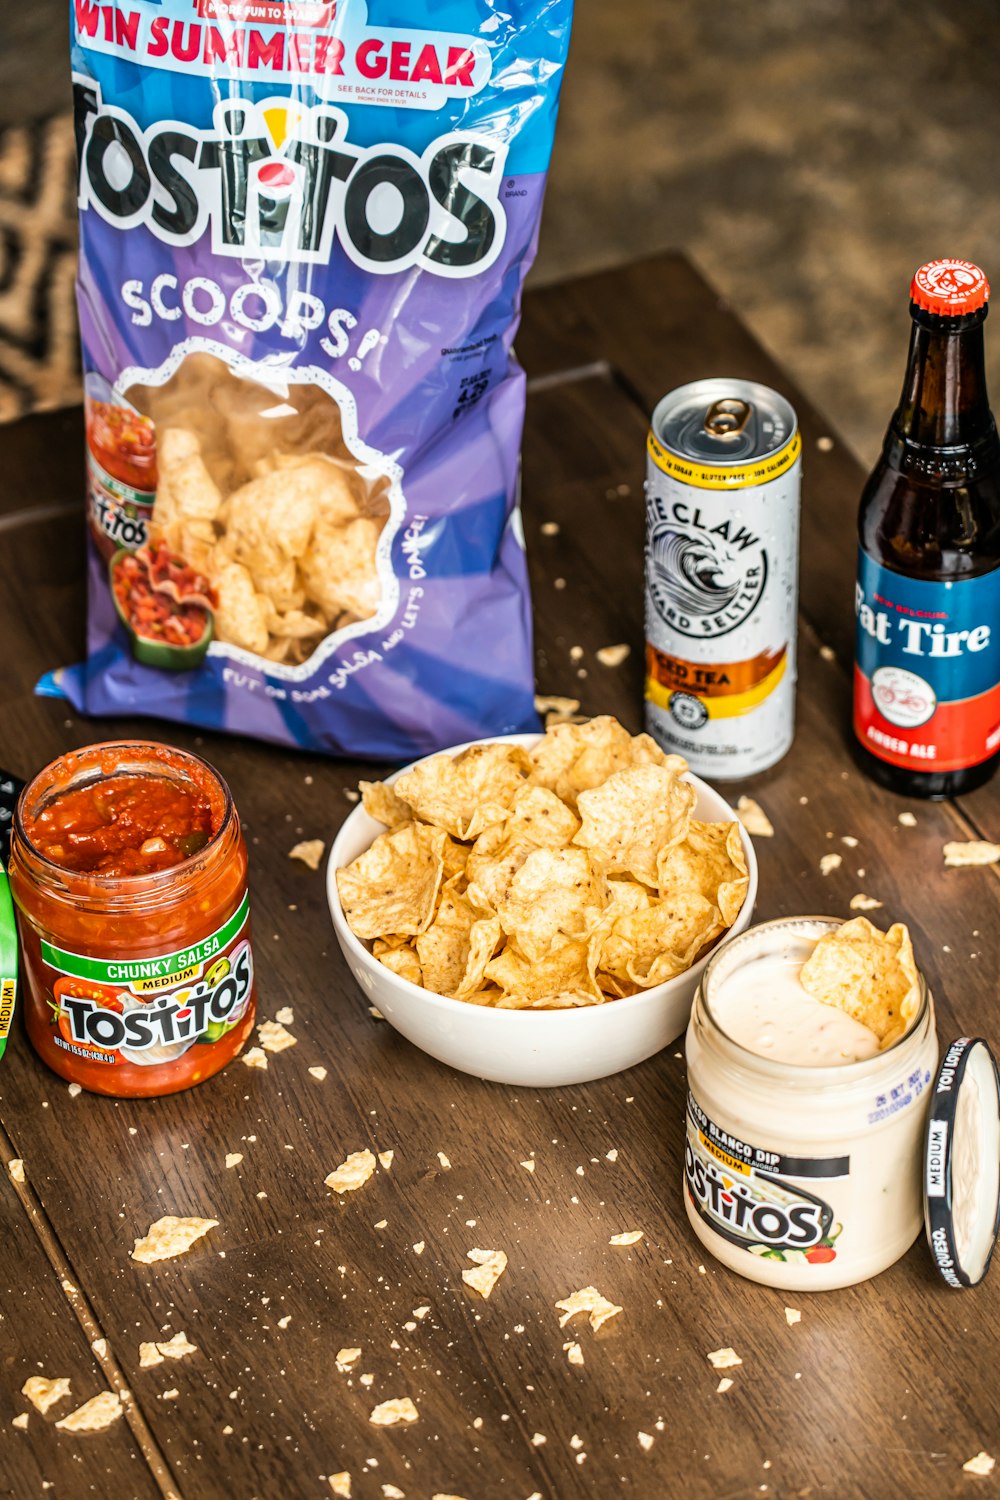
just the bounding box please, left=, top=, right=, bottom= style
left=710, top=950, right=880, bottom=1066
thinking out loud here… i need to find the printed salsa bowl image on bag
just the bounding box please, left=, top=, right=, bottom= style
left=48, top=0, right=576, bottom=757
left=8, top=741, right=256, bottom=1097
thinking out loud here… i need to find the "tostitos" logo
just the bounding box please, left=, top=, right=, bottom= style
left=74, top=80, right=507, bottom=276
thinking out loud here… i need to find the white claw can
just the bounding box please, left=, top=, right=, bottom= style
left=644, top=377, right=801, bottom=779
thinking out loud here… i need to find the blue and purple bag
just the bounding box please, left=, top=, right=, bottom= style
left=52, top=0, right=574, bottom=757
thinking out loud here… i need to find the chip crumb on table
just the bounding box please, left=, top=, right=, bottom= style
left=11, top=1412, right=28, bottom=1430
left=258, top=1019, right=297, bottom=1052
left=736, top=796, right=774, bottom=838
left=609, top=1230, right=643, bottom=1246
left=963, top=1451, right=996, bottom=1476
left=8, top=1158, right=24, bottom=1183
left=288, top=838, right=326, bottom=869
left=819, top=852, right=842, bottom=875
left=595, top=643, right=630, bottom=667
left=54, top=1391, right=123, bottom=1434
left=308, top=1065, right=328, bottom=1081
left=241, top=1046, right=268, bottom=1071
left=378, top=1150, right=394, bottom=1170
left=849, top=893, right=883, bottom=911
left=22, top=1376, right=72, bottom=1415
left=462, top=1248, right=508, bottom=1299
left=563, top=1341, right=584, bottom=1366
left=369, top=1397, right=419, bottom=1427
left=555, top=1285, right=622, bottom=1332
left=784, top=1307, right=802, bottom=1326
left=707, top=1347, right=742, bottom=1369
left=336, top=1348, right=362, bottom=1371
left=943, top=840, right=1000, bottom=867
left=637, top=1430, right=654, bottom=1451
left=225, top=1152, right=243, bottom=1169
left=717, top=1377, right=734, bottom=1393
left=325, top=1149, right=377, bottom=1195
left=898, top=811, right=917, bottom=827
left=131, top=1215, right=219, bottom=1264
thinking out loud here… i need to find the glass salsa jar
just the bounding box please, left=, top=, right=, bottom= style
left=8, top=741, right=256, bottom=1097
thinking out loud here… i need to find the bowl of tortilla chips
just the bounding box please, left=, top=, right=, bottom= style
left=328, top=718, right=758, bottom=1086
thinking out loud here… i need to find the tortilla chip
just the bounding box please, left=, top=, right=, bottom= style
left=486, top=933, right=604, bottom=1008
left=373, top=938, right=423, bottom=987
left=529, top=715, right=683, bottom=807
left=393, top=743, right=532, bottom=839
left=212, top=558, right=271, bottom=654
left=337, top=823, right=447, bottom=939
left=360, top=780, right=413, bottom=828
left=600, top=894, right=722, bottom=988
left=302, top=516, right=381, bottom=622
left=574, top=765, right=696, bottom=886
left=497, top=846, right=608, bottom=962
left=466, top=783, right=580, bottom=848
left=415, top=881, right=478, bottom=996
left=657, top=819, right=748, bottom=927
left=799, top=918, right=921, bottom=1048
left=453, top=915, right=502, bottom=1000
left=464, top=830, right=537, bottom=915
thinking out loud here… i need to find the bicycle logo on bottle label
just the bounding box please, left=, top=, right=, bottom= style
left=871, top=665, right=937, bottom=729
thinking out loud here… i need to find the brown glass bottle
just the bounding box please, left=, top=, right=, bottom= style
left=854, top=260, right=1000, bottom=798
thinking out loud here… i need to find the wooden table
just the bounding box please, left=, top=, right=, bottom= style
left=1, top=252, right=998, bottom=1500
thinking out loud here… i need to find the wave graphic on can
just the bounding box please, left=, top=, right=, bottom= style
left=649, top=528, right=743, bottom=618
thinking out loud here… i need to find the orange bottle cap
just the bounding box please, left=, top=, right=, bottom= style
left=911, top=259, right=989, bottom=316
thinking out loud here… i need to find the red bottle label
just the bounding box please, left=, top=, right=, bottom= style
left=854, top=548, right=1000, bottom=772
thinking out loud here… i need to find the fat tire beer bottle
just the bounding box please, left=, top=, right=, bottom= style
left=854, top=259, right=1000, bottom=797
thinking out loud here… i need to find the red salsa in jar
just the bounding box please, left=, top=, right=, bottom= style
left=9, top=742, right=256, bottom=1097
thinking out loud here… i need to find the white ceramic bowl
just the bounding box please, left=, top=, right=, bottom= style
left=327, top=734, right=757, bottom=1087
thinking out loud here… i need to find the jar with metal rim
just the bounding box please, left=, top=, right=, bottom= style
left=683, top=915, right=939, bottom=1290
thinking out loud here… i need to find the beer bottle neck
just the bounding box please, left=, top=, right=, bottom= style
left=892, top=308, right=992, bottom=451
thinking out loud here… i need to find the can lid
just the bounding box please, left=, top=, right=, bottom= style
left=910, top=260, right=989, bottom=317
left=923, top=1037, right=1000, bottom=1288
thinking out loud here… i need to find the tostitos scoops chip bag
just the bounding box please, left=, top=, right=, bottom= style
left=47, top=0, right=575, bottom=756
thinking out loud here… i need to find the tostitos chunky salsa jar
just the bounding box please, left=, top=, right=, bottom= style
left=9, top=741, right=256, bottom=1097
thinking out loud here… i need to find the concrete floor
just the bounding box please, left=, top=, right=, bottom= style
left=8, top=0, right=1000, bottom=462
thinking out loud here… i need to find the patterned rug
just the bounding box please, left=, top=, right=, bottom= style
left=0, top=112, right=80, bottom=424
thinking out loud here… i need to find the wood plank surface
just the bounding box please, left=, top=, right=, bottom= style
left=0, top=1149, right=162, bottom=1500
left=0, top=254, right=998, bottom=1500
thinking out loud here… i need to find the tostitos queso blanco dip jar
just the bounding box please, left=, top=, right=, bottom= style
left=683, top=916, right=949, bottom=1291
